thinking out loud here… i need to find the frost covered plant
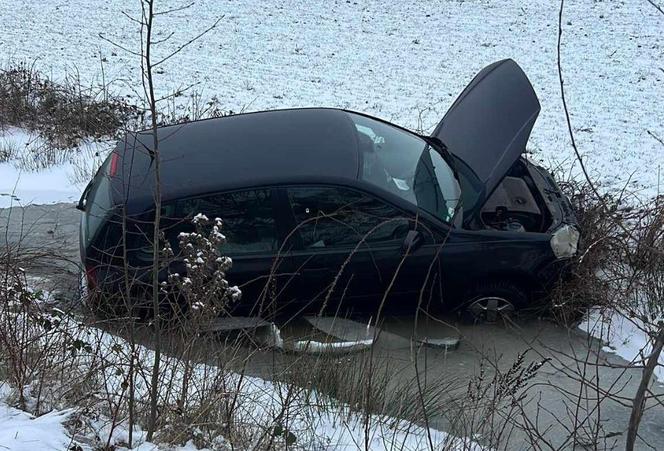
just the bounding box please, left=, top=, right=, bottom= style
left=0, top=268, right=92, bottom=412
left=166, top=214, right=241, bottom=321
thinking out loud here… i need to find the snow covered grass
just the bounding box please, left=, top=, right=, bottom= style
left=0, top=127, right=111, bottom=208
left=0, top=383, right=74, bottom=451
left=0, top=0, right=662, bottom=205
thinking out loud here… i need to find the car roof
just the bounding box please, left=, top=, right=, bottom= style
left=116, top=108, right=364, bottom=213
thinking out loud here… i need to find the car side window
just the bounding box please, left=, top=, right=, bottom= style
left=168, top=188, right=278, bottom=256
left=286, top=186, right=410, bottom=250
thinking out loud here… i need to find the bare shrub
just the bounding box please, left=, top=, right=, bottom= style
left=546, top=179, right=623, bottom=323
left=161, top=91, right=230, bottom=126
left=166, top=214, right=241, bottom=320
left=0, top=258, right=104, bottom=417
left=0, top=137, right=19, bottom=163
left=551, top=174, right=664, bottom=319
left=443, top=350, right=546, bottom=449
left=0, top=63, right=139, bottom=148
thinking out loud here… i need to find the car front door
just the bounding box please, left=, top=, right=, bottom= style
left=281, top=185, right=421, bottom=315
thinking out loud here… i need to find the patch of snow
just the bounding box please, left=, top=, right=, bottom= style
left=0, top=162, right=82, bottom=208
left=0, top=383, right=74, bottom=451
left=579, top=308, right=664, bottom=383
left=192, top=213, right=208, bottom=223
left=0, top=127, right=111, bottom=208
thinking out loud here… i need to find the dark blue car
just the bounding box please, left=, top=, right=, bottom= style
left=78, top=60, right=579, bottom=320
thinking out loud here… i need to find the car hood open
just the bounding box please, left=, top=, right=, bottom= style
left=431, top=59, right=541, bottom=222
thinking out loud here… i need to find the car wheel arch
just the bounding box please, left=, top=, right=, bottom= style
left=463, top=272, right=540, bottom=307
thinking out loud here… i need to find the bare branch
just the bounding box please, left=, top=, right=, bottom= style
left=645, top=0, right=664, bottom=16
left=557, top=1, right=602, bottom=205
left=647, top=130, right=664, bottom=147
left=154, top=1, right=196, bottom=16
left=152, top=16, right=223, bottom=67
left=151, top=31, right=176, bottom=46
left=98, top=33, right=142, bottom=57
left=120, top=10, right=143, bottom=25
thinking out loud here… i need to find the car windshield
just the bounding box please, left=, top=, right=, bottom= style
left=350, top=113, right=461, bottom=223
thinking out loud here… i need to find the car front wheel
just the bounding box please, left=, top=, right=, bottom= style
left=461, top=280, right=528, bottom=323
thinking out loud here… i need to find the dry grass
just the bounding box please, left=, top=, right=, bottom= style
left=0, top=63, right=138, bottom=149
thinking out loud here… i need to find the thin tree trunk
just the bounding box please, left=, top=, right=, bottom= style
left=145, top=0, right=163, bottom=441
left=120, top=204, right=136, bottom=447
left=626, top=326, right=664, bottom=451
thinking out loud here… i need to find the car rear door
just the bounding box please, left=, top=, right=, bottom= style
left=162, top=187, right=292, bottom=317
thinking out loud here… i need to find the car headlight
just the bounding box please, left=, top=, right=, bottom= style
left=550, top=224, right=580, bottom=259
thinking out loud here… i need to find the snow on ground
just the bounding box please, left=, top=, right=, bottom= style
left=0, top=383, right=74, bottom=451
left=0, top=0, right=662, bottom=203
left=0, top=127, right=110, bottom=208
left=0, top=386, right=199, bottom=451
left=0, top=312, right=483, bottom=451
left=580, top=309, right=664, bottom=384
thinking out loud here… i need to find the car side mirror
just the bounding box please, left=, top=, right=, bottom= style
left=402, top=230, right=422, bottom=254
left=76, top=182, right=93, bottom=212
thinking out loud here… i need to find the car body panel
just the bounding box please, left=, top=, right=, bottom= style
left=525, top=159, right=577, bottom=229
left=114, top=108, right=360, bottom=215
left=431, top=59, right=541, bottom=222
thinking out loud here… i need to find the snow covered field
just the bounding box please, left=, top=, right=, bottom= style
left=1, top=0, right=662, bottom=200
left=1, top=0, right=663, bottom=449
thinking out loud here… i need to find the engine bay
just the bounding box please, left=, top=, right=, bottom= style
left=480, top=160, right=553, bottom=233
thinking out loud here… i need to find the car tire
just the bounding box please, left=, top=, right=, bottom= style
left=460, top=280, right=528, bottom=323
